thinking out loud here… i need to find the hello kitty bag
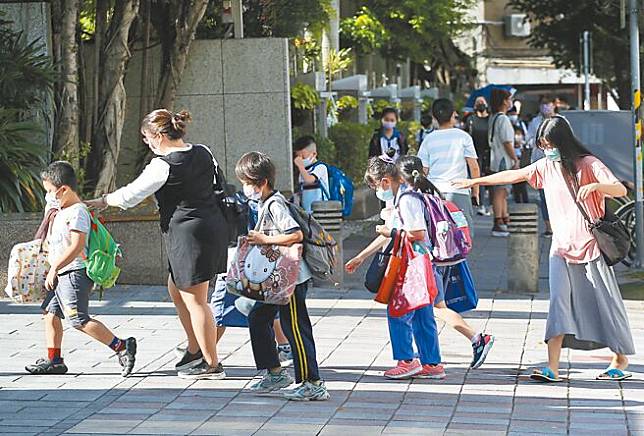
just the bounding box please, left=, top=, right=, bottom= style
left=225, top=236, right=302, bottom=305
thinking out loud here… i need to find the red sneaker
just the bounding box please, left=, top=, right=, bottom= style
left=384, top=359, right=422, bottom=379
left=414, top=364, right=446, bottom=379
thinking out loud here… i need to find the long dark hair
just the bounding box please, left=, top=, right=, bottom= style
left=536, top=115, right=593, bottom=187
left=396, top=155, right=442, bottom=197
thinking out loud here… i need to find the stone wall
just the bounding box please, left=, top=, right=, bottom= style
left=118, top=38, right=294, bottom=191
left=0, top=214, right=169, bottom=292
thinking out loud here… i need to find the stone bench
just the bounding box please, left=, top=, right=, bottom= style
left=0, top=213, right=168, bottom=292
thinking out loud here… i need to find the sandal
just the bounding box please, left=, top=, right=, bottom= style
left=530, top=367, right=563, bottom=383
left=596, top=368, right=632, bottom=381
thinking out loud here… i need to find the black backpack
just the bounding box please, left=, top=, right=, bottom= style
left=213, top=165, right=249, bottom=247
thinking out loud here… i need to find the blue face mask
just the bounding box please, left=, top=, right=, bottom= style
left=302, top=157, right=315, bottom=167
left=376, top=187, right=394, bottom=202
left=544, top=147, right=561, bottom=162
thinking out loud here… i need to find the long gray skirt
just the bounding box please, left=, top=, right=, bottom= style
left=546, top=254, right=635, bottom=355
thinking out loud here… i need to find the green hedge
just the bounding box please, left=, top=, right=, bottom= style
left=327, top=122, right=374, bottom=185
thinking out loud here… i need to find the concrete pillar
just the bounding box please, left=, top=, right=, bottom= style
left=413, top=99, right=421, bottom=122
left=328, top=0, right=340, bottom=51
left=358, top=95, right=369, bottom=124
left=507, top=203, right=539, bottom=293
left=311, top=200, right=344, bottom=286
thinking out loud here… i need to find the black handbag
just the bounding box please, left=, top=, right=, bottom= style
left=364, top=229, right=401, bottom=293
left=563, top=175, right=630, bottom=266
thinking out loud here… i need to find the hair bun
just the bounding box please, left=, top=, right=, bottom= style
left=170, top=110, right=192, bottom=134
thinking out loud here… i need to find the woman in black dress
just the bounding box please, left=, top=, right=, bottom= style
left=87, top=109, right=228, bottom=379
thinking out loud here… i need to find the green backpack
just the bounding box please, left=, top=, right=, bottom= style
left=84, top=211, right=121, bottom=289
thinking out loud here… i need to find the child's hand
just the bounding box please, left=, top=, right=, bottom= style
left=376, top=225, right=391, bottom=237
left=45, top=268, right=58, bottom=291
left=293, top=156, right=305, bottom=168
left=247, top=230, right=268, bottom=245
left=345, top=256, right=364, bottom=274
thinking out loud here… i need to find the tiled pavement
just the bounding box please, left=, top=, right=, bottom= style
left=0, top=214, right=643, bottom=435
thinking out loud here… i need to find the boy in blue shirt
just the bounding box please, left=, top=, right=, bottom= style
left=293, top=136, right=329, bottom=213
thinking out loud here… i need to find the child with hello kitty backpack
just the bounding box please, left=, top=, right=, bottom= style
left=234, top=151, right=329, bottom=402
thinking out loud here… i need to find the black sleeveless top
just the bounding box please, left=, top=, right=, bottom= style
left=155, top=144, right=218, bottom=231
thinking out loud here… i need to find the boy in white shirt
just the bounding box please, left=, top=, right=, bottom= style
left=293, top=136, right=329, bottom=213
left=417, top=98, right=480, bottom=232
left=25, top=161, right=137, bottom=377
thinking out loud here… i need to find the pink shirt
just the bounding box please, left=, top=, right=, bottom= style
left=524, top=156, right=620, bottom=264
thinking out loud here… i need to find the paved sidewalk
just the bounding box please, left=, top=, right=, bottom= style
left=0, top=215, right=642, bottom=435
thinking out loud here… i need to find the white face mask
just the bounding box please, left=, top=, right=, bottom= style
left=45, top=190, right=61, bottom=210
left=243, top=184, right=262, bottom=201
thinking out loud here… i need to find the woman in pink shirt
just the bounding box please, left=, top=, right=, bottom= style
left=455, top=116, right=635, bottom=382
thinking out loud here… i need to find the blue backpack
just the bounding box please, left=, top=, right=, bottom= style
left=311, top=162, right=354, bottom=217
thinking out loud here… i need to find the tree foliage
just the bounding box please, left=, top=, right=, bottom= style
left=197, top=0, right=332, bottom=39
left=360, top=0, right=474, bottom=64
left=509, top=0, right=644, bottom=109
left=0, top=12, right=54, bottom=212
left=340, top=7, right=388, bottom=55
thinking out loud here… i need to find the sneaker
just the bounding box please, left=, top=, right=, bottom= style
left=384, top=359, right=422, bottom=379
left=178, top=360, right=226, bottom=380
left=414, top=364, right=446, bottom=379
left=249, top=369, right=294, bottom=394
left=471, top=334, right=495, bottom=369
left=117, top=337, right=137, bottom=377
left=25, top=358, right=68, bottom=375
left=491, top=226, right=510, bottom=238
left=476, top=205, right=487, bottom=216
left=499, top=223, right=509, bottom=232
left=283, top=380, right=330, bottom=401
left=175, top=349, right=204, bottom=371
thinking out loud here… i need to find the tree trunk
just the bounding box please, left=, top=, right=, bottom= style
left=52, top=0, right=80, bottom=165
left=155, top=0, right=209, bottom=109
left=86, top=0, right=140, bottom=196
left=134, top=0, right=208, bottom=173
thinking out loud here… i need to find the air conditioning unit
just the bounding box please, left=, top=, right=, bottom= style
left=505, top=14, right=531, bottom=37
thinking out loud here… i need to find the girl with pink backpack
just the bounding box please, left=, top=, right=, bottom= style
left=345, top=155, right=445, bottom=380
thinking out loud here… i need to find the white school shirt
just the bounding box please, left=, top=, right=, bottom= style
left=299, top=162, right=329, bottom=213
left=385, top=185, right=431, bottom=247
left=48, top=203, right=91, bottom=274
left=380, top=133, right=402, bottom=161
left=417, top=128, right=477, bottom=195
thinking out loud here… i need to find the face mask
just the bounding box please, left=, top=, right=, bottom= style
left=243, top=184, right=262, bottom=201
left=508, top=114, right=519, bottom=123
left=382, top=121, right=396, bottom=130
left=544, top=148, right=561, bottom=162
left=375, top=187, right=395, bottom=202
left=45, top=189, right=61, bottom=210
left=540, top=103, right=554, bottom=116
left=475, top=103, right=487, bottom=112
left=302, top=157, right=315, bottom=167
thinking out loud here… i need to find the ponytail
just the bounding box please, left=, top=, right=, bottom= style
left=397, top=155, right=443, bottom=197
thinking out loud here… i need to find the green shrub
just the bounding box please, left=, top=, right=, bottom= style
left=0, top=12, right=55, bottom=212
left=398, top=120, right=422, bottom=155
left=0, top=109, right=48, bottom=212
left=328, top=122, right=373, bottom=185
left=291, top=82, right=320, bottom=110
